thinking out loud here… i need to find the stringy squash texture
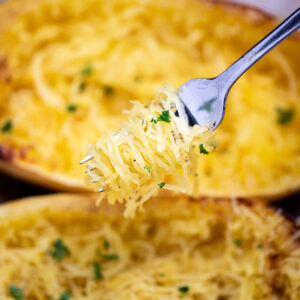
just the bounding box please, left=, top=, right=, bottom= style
left=0, top=194, right=299, bottom=299
left=0, top=0, right=299, bottom=197
left=83, top=86, right=211, bottom=217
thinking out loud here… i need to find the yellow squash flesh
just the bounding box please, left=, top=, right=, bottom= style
left=0, top=193, right=299, bottom=299
left=0, top=0, right=299, bottom=197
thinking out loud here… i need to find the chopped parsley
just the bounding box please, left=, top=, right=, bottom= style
left=158, top=182, right=166, bottom=189
left=8, top=285, right=23, bottom=299
left=199, top=144, right=209, bottom=154
left=178, top=285, right=190, bottom=294
left=67, top=104, right=78, bottom=112
left=234, top=238, right=242, bottom=246
left=103, top=240, right=110, bottom=249
left=257, top=243, right=263, bottom=249
left=101, top=254, right=119, bottom=261
left=59, top=290, right=72, bottom=300
left=276, top=107, right=294, bottom=125
left=134, top=75, right=142, bottom=82
left=1, top=120, right=13, bottom=133
left=104, top=85, right=115, bottom=96
left=79, top=82, right=87, bottom=92
left=144, top=165, right=151, bottom=173
left=48, top=239, right=70, bottom=262
left=198, top=98, right=216, bottom=113
left=151, top=110, right=171, bottom=123
left=81, top=64, right=93, bottom=76
left=157, top=110, right=171, bottom=123
left=93, top=262, right=104, bottom=280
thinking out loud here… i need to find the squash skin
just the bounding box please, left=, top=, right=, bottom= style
left=0, top=0, right=299, bottom=200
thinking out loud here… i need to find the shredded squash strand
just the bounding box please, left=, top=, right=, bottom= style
left=0, top=195, right=299, bottom=299
left=83, top=86, right=209, bottom=217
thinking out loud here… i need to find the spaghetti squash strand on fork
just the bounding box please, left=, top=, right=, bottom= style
left=82, top=86, right=210, bottom=217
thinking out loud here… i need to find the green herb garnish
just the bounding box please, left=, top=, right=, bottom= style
left=134, top=75, right=142, bottom=82
left=81, top=64, right=93, bottom=76
left=234, top=238, right=242, bottom=246
left=8, top=285, right=23, bottom=299
left=257, top=243, right=263, bottom=249
left=59, top=290, right=72, bottom=300
left=67, top=105, right=78, bottom=112
left=151, top=110, right=171, bottom=124
left=104, top=85, right=115, bottom=96
left=157, top=110, right=171, bottom=123
left=178, top=285, right=190, bottom=294
left=79, top=82, right=87, bottom=92
left=103, top=240, right=110, bottom=249
left=1, top=120, right=13, bottom=133
left=158, top=182, right=166, bottom=189
left=276, top=107, right=294, bottom=125
left=199, top=144, right=209, bottom=154
left=93, top=262, right=103, bottom=280
left=144, top=165, right=151, bottom=173
left=101, top=254, right=119, bottom=261
left=198, top=98, right=216, bottom=113
left=48, top=239, right=70, bottom=262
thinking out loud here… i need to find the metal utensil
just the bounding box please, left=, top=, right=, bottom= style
left=178, top=8, right=300, bottom=130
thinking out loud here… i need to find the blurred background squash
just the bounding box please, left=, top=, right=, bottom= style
left=0, top=193, right=299, bottom=299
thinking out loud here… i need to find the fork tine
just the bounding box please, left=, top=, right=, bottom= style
left=79, top=154, right=94, bottom=164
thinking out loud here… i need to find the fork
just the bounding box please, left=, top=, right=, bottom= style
left=178, top=8, right=300, bottom=130
left=80, top=8, right=300, bottom=182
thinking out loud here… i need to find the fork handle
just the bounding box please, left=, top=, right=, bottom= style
left=218, top=8, right=300, bottom=90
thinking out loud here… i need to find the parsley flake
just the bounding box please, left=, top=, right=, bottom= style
left=158, top=182, right=166, bottom=189
left=151, top=110, right=171, bottom=123
left=79, top=82, right=87, bottom=92
left=234, top=238, right=242, bottom=246
left=178, top=285, right=190, bottom=294
left=48, top=239, right=70, bottom=262
left=134, top=75, right=142, bottom=82
left=102, top=254, right=119, bottom=261
left=81, top=64, right=93, bottom=76
left=199, top=144, right=209, bottom=154
left=104, top=85, right=115, bottom=96
left=67, top=105, right=78, bottom=112
left=94, top=262, right=104, bottom=280
left=1, top=120, right=13, bottom=133
left=8, top=285, right=23, bottom=299
left=157, top=110, right=171, bottom=123
left=276, top=107, right=294, bottom=125
left=257, top=243, right=263, bottom=249
left=198, top=98, right=216, bottom=113
left=103, top=240, right=110, bottom=249
left=59, top=290, right=72, bottom=300
left=144, top=165, right=151, bottom=173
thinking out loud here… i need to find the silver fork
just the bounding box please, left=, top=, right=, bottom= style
left=80, top=8, right=299, bottom=188
left=178, top=8, right=300, bottom=130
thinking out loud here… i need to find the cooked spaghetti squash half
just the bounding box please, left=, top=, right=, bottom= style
left=0, top=194, right=299, bottom=299
left=0, top=0, right=299, bottom=197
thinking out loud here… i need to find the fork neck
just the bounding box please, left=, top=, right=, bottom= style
left=217, top=8, right=300, bottom=91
